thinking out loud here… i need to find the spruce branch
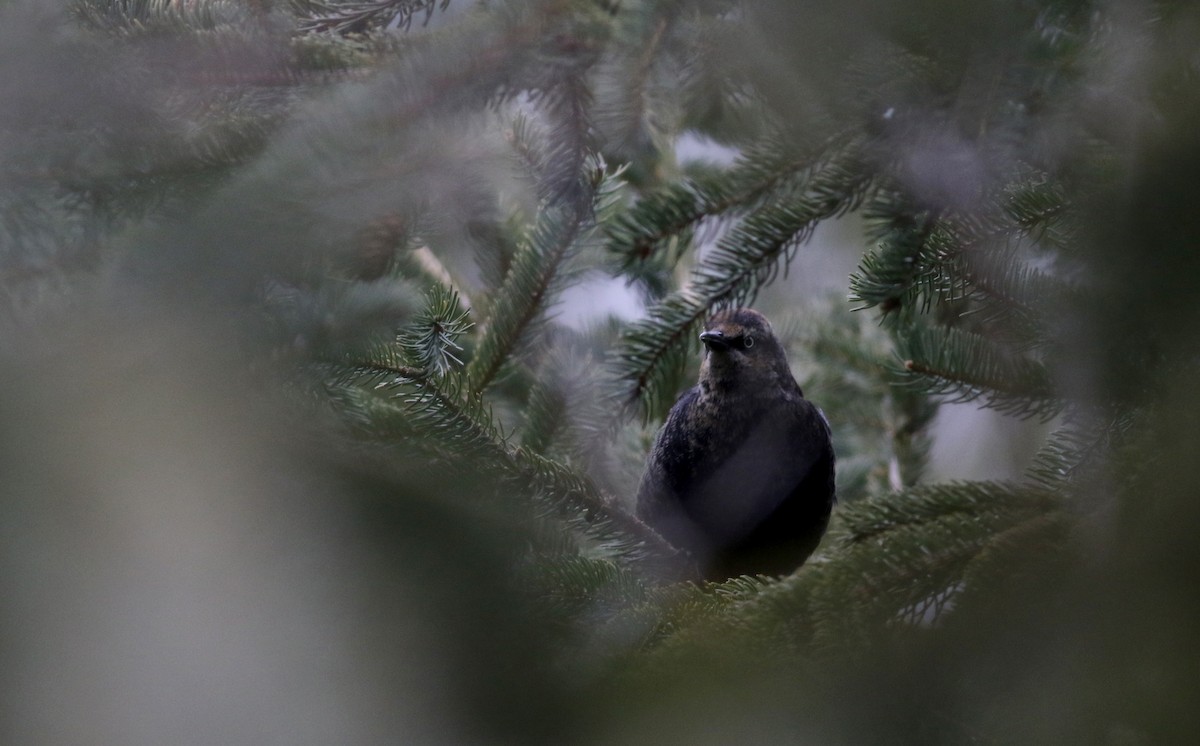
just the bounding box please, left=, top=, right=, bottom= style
left=835, top=480, right=1060, bottom=547
left=291, top=0, right=611, bottom=140
left=592, top=9, right=673, bottom=161
left=333, top=348, right=681, bottom=569
left=600, top=573, right=778, bottom=657
left=614, top=138, right=873, bottom=412
left=895, top=325, right=1061, bottom=420
left=533, top=72, right=597, bottom=209
left=522, top=555, right=654, bottom=624
left=1001, top=174, right=1072, bottom=243
left=73, top=0, right=250, bottom=33
left=851, top=174, right=1075, bottom=323
left=512, top=445, right=682, bottom=569
left=520, top=369, right=569, bottom=455
left=808, top=506, right=1065, bottom=653
left=1025, top=413, right=1133, bottom=489
left=605, top=132, right=848, bottom=267
left=399, top=284, right=472, bottom=376
left=638, top=480, right=1065, bottom=660
left=626, top=569, right=814, bottom=664
left=296, top=0, right=451, bottom=35
left=466, top=201, right=586, bottom=393
left=961, top=247, right=1064, bottom=326
left=947, top=511, right=1073, bottom=621
left=505, top=112, right=551, bottom=188
left=466, top=166, right=623, bottom=394
left=520, top=338, right=624, bottom=460
left=849, top=198, right=943, bottom=314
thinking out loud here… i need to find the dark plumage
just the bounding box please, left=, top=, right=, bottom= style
left=636, top=308, right=836, bottom=580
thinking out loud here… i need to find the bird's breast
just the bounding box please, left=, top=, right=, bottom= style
left=662, top=395, right=770, bottom=487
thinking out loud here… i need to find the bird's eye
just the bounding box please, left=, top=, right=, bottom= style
left=743, top=335, right=755, bottom=349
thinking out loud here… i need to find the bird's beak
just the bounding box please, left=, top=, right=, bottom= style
left=699, top=329, right=729, bottom=351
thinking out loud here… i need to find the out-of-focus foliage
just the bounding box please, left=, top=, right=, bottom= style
left=2, top=0, right=1199, bottom=743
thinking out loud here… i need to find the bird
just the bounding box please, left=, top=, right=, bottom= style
left=636, top=308, right=835, bottom=580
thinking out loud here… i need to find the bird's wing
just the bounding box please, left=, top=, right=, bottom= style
left=635, top=387, right=711, bottom=550
left=778, top=397, right=835, bottom=486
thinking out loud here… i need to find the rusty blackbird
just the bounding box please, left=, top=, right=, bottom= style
left=636, top=309, right=835, bottom=580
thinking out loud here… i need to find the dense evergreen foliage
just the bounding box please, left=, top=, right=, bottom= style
left=3, top=0, right=1199, bottom=742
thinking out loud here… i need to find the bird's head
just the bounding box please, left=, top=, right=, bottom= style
left=698, top=308, right=797, bottom=395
